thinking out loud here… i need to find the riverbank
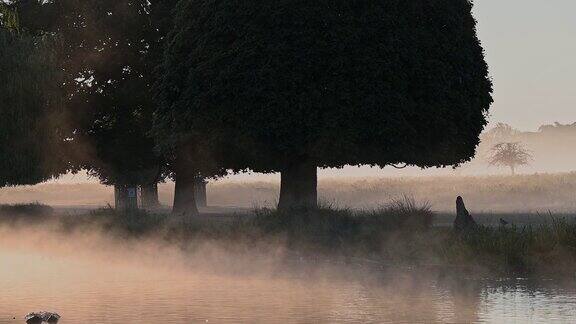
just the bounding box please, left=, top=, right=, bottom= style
left=2, top=202, right=576, bottom=277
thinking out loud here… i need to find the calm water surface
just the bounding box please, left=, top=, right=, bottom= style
left=1, top=244, right=576, bottom=323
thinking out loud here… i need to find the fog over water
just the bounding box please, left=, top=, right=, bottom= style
left=1, top=227, right=576, bottom=323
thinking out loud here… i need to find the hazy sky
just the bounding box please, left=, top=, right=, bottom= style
left=473, top=0, right=575, bottom=131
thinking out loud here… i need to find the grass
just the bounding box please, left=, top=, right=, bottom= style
left=2, top=201, right=576, bottom=276
left=3, top=172, right=576, bottom=212
left=442, top=219, right=576, bottom=274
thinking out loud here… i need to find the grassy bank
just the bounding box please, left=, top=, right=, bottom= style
left=2, top=202, right=576, bottom=276
left=2, top=172, right=576, bottom=212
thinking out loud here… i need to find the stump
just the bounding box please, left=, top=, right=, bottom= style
left=453, top=196, right=477, bottom=232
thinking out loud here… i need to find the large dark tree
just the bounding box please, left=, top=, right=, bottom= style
left=0, top=15, right=66, bottom=189
left=11, top=0, right=178, bottom=209
left=156, top=0, right=493, bottom=210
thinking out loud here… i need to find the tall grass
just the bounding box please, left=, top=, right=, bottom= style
left=441, top=218, right=576, bottom=274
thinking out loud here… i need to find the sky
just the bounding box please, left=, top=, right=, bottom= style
left=472, top=0, right=576, bottom=131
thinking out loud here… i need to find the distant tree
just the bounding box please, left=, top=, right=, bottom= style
left=481, top=123, right=519, bottom=144
left=538, top=122, right=576, bottom=134
left=155, top=0, right=493, bottom=211
left=0, top=18, right=66, bottom=188
left=488, top=142, right=532, bottom=175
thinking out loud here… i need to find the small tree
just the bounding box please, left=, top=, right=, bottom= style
left=488, top=142, right=532, bottom=175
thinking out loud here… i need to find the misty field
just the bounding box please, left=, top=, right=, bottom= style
left=2, top=172, right=576, bottom=213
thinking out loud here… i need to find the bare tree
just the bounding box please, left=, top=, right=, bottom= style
left=488, top=142, right=532, bottom=175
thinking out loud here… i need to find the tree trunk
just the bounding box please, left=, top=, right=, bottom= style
left=114, top=184, right=138, bottom=212
left=510, top=165, right=516, bottom=175
left=194, top=178, right=207, bottom=208
left=141, top=183, right=160, bottom=209
left=278, top=161, right=317, bottom=210
left=172, top=154, right=199, bottom=216
left=173, top=175, right=198, bottom=216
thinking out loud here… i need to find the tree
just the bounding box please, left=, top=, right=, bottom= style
left=11, top=0, right=179, bottom=210
left=539, top=122, right=576, bottom=134
left=481, top=123, right=519, bottom=144
left=0, top=12, right=66, bottom=189
left=155, top=0, right=493, bottom=210
left=488, top=142, right=532, bottom=175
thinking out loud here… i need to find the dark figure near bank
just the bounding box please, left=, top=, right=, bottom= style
left=454, top=196, right=477, bottom=232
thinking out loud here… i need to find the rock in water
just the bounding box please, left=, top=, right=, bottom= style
left=454, top=196, right=477, bottom=232
left=25, top=312, right=60, bottom=324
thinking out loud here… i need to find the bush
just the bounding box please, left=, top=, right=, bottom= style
left=0, top=202, right=54, bottom=218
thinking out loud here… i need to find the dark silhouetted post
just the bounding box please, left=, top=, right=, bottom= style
left=454, top=196, right=477, bottom=232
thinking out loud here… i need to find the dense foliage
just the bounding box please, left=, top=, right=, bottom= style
left=11, top=0, right=178, bottom=187
left=155, top=0, right=493, bottom=208
left=0, top=28, right=66, bottom=187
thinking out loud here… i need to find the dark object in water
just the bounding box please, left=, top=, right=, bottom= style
left=25, top=312, right=60, bottom=324
left=500, top=218, right=509, bottom=226
left=454, top=196, right=477, bottom=232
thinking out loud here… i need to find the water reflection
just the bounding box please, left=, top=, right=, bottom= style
left=1, top=246, right=576, bottom=323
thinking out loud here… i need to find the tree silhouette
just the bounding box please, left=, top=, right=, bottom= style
left=0, top=21, right=66, bottom=188
left=155, top=0, right=493, bottom=210
left=10, top=0, right=180, bottom=210
left=488, top=142, right=532, bottom=175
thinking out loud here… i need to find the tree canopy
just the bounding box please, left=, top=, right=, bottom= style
left=155, top=0, right=493, bottom=208
left=11, top=0, right=179, bottom=187
left=0, top=26, right=65, bottom=187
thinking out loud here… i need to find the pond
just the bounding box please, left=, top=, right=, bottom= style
left=0, top=233, right=575, bottom=323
